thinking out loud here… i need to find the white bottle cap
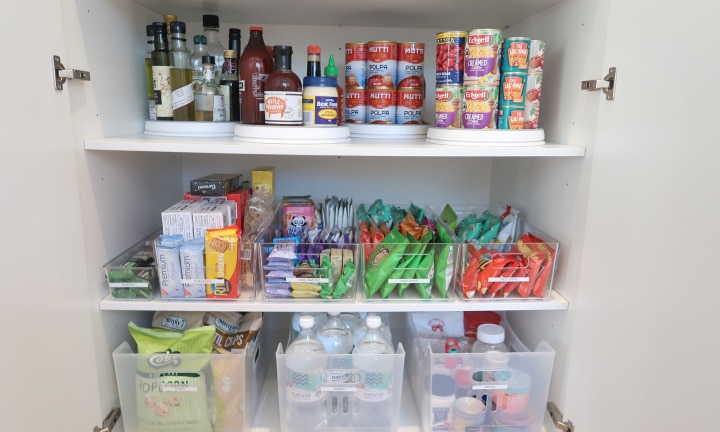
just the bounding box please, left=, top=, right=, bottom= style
left=299, top=315, right=315, bottom=329
left=477, top=323, right=505, bottom=345
left=366, top=314, right=382, bottom=329
left=328, top=311, right=340, bottom=316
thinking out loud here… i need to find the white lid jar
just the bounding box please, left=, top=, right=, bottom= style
left=302, top=76, right=339, bottom=126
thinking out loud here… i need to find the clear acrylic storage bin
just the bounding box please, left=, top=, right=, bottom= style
left=275, top=343, right=406, bottom=431
left=112, top=337, right=263, bottom=432
left=357, top=202, right=458, bottom=301
left=103, top=230, right=160, bottom=300
left=406, top=313, right=555, bottom=432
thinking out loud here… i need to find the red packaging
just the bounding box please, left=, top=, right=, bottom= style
left=464, top=311, right=502, bottom=338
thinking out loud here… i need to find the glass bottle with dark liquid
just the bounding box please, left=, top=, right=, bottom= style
left=151, top=21, right=172, bottom=121
left=239, top=26, right=273, bottom=124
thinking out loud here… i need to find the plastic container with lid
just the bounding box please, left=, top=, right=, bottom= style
left=302, top=76, right=339, bottom=126
left=471, top=323, right=508, bottom=353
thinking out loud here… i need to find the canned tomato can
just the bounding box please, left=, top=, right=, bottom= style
left=528, top=40, right=545, bottom=74
left=435, top=85, right=463, bottom=128
left=502, top=37, right=531, bottom=72
left=397, top=42, right=425, bottom=88
left=344, top=87, right=368, bottom=123
left=345, top=42, right=368, bottom=88
left=524, top=105, right=540, bottom=129
left=368, top=86, right=397, bottom=124
left=525, top=73, right=542, bottom=106
left=396, top=87, right=424, bottom=124
left=464, top=29, right=502, bottom=84
left=368, top=41, right=398, bottom=88
left=436, top=31, right=466, bottom=85
left=462, top=84, right=498, bottom=129
left=500, top=72, right=528, bottom=105
left=497, top=104, right=525, bottom=130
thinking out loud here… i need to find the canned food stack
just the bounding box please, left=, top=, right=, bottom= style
left=498, top=38, right=544, bottom=129
left=344, top=41, right=426, bottom=124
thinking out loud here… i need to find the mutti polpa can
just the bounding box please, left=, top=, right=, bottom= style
left=397, top=42, right=425, bottom=88
left=436, top=31, right=466, bottom=85
left=497, top=104, right=525, bottom=130
left=368, top=87, right=397, bottom=124
left=435, top=85, right=463, bottom=128
left=462, top=84, right=498, bottom=129
left=500, top=72, right=528, bottom=105
left=502, top=37, right=531, bottom=72
left=345, top=43, right=368, bottom=88
left=396, top=87, right=424, bottom=124
left=464, top=29, right=502, bottom=85
left=344, top=87, right=368, bottom=123
left=368, top=41, right=398, bottom=88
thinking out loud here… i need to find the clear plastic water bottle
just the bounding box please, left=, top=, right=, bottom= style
left=292, top=312, right=326, bottom=338
left=471, top=323, right=509, bottom=382
left=317, top=312, right=354, bottom=354
left=285, top=315, right=328, bottom=431
left=352, top=312, right=393, bottom=350
left=317, top=312, right=354, bottom=429
left=352, top=315, right=394, bottom=428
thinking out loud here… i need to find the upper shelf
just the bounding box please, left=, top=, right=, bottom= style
left=135, top=0, right=565, bottom=30
left=85, top=135, right=585, bottom=157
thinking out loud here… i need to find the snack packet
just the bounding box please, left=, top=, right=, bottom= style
left=364, top=228, right=409, bottom=297
left=152, top=311, right=206, bottom=332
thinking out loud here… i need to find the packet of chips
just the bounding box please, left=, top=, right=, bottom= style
left=411, top=233, right=435, bottom=299
left=364, top=228, right=409, bottom=297
left=433, top=221, right=455, bottom=298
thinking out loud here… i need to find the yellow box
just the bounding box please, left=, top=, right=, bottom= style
left=252, top=166, right=275, bottom=196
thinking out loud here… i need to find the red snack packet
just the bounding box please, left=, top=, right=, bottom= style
left=360, top=221, right=373, bottom=261
left=532, top=239, right=556, bottom=297
left=516, top=233, right=547, bottom=298
left=464, top=311, right=502, bottom=338
left=479, top=253, right=520, bottom=297
left=461, top=244, right=483, bottom=298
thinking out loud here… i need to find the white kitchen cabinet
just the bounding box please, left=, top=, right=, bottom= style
left=4, top=0, right=719, bottom=431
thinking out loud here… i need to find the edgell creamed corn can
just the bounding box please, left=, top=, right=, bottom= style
left=397, top=42, right=425, bottom=88
left=368, top=86, right=396, bottom=124
left=436, top=31, right=466, bottom=85
left=396, top=87, right=424, bottom=124
left=344, top=87, right=368, bottom=123
left=367, top=41, right=398, bottom=88
left=345, top=42, right=368, bottom=88
left=464, top=29, right=503, bottom=85
left=435, top=85, right=463, bottom=128
left=462, top=84, right=498, bottom=129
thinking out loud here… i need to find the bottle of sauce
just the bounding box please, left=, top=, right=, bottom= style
left=264, top=45, right=302, bottom=125
left=239, top=26, right=273, bottom=124
left=306, top=45, right=321, bottom=77
left=324, top=54, right=343, bottom=125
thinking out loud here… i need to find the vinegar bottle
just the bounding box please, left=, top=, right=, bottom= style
left=239, top=26, right=273, bottom=124
left=190, top=35, right=208, bottom=85
left=194, top=56, right=226, bottom=122
left=220, top=49, right=240, bottom=121
left=202, top=14, right=225, bottom=79
left=144, top=24, right=156, bottom=120
left=169, top=21, right=195, bottom=121
left=150, top=21, right=172, bottom=121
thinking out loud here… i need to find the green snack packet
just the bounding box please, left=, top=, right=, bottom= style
left=408, top=203, right=426, bottom=226
left=319, top=251, right=334, bottom=298
left=479, top=212, right=502, bottom=243
left=333, top=259, right=356, bottom=298
left=128, top=322, right=216, bottom=355
left=390, top=205, right=407, bottom=228
left=440, top=204, right=458, bottom=232
left=395, top=232, right=430, bottom=298
left=458, top=213, right=482, bottom=242
left=364, top=228, right=409, bottom=298
left=412, top=233, right=436, bottom=299
left=433, top=222, right=455, bottom=298
left=380, top=233, right=423, bottom=298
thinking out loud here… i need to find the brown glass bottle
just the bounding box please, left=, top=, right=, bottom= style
left=264, top=45, right=302, bottom=125
left=239, top=26, right=273, bottom=124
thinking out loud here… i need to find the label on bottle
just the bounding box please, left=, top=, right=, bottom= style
left=356, top=369, right=392, bottom=402
left=172, top=83, right=195, bottom=110
left=213, top=95, right=227, bottom=121
left=251, top=73, right=269, bottom=97
left=265, top=91, right=303, bottom=125
left=303, top=95, right=338, bottom=126
left=220, top=84, right=231, bottom=120
left=148, top=100, right=157, bottom=120
left=152, top=65, right=173, bottom=118
left=287, top=367, right=324, bottom=403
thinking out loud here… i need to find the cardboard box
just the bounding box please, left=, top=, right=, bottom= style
left=184, top=188, right=250, bottom=231
left=190, top=173, right=242, bottom=196
left=252, top=166, right=275, bottom=196
left=161, top=200, right=204, bottom=241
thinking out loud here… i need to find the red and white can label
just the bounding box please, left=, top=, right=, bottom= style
left=346, top=43, right=368, bottom=88
left=368, top=41, right=398, bottom=88
left=344, top=87, right=368, bottom=123
left=368, top=87, right=397, bottom=124
left=396, top=87, right=424, bottom=124
left=397, top=42, right=425, bottom=88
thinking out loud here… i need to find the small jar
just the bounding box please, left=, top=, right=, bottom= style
left=302, top=76, right=339, bottom=126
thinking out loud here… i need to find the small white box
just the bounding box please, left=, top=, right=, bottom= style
left=192, top=203, right=230, bottom=239
left=161, top=200, right=203, bottom=241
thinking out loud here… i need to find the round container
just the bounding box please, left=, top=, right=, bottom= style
left=500, top=72, right=528, bottom=105
left=528, top=40, right=545, bottom=74
left=493, top=369, right=532, bottom=414
left=368, top=87, right=397, bottom=124
left=430, top=373, right=456, bottom=430
left=396, top=87, right=424, bottom=124
left=345, top=42, right=368, bottom=88
left=464, top=29, right=502, bottom=84
left=302, top=76, right=339, bottom=126
left=344, top=87, right=368, bottom=123
left=502, top=37, right=531, bottom=72
left=491, top=408, right=534, bottom=432
left=453, top=397, right=486, bottom=432
left=462, top=84, right=498, bottom=129
left=497, top=104, right=525, bottom=130
left=525, top=73, right=542, bottom=106
left=524, top=105, right=540, bottom=130
left=397, top=42, right=425, bottom=88
left=435, top=85, right=463, bottom=128
left=368, top=41, right=398, bottom=88
left=436, top=31, right=466, bottom=85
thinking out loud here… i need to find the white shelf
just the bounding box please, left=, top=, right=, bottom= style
left=85, top=134, right=585, bottom=157
left=99, top=289, right=568, bottom=312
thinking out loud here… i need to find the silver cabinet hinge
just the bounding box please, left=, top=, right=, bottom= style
left=548, top=401, right=574, bottom=432
left=52, top=55, right=91, bottom=91
left=93, top=407, right=121, bottom=432
left=581, top=66, right=616, bottom=100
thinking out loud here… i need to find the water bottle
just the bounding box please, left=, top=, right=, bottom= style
left=352, top=312, right=393, bottom=350
left=352, top=315, right=394, bottom=428
left=471, top=323, right=509, bottom=382
left=285, top=315, right=328, bottom=431
left=291, top=311, right=326, bottom=338
left=317, top=312, right=354, bottom=429
left=317, top=312, right=354, bottom=354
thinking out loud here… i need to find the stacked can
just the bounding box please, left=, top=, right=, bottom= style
left=435, top=31, right=466, bottom=128
left=396, top=42, right=425, bottom=124
left=498, top=38, right=544, bottom=129
left=366, top=41, right=398, bottom=124
left=461, top=29, right=502, bottom=129
left=344, top=42, right=369, bottom=124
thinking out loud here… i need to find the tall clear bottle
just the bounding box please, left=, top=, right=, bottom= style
left=239, top=26, right=273, bottom=124
left=285, top=315, right=328, bottom=431
left=202, top=14, right=224, bottom=80
left=191, top=35, right=209, bottom=86
left=151, top=21, right=172, bottom=121
left=352, top=314, right=394, bottom=428
left=144, top=24, right=157, bottom=120
left=194, top=56, right=226, bottom=122
left=169, top=21, right=195, bottom=121
left=220, top=50, right=240, bottom=122
left=264, top=45, right=302, bottom=125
